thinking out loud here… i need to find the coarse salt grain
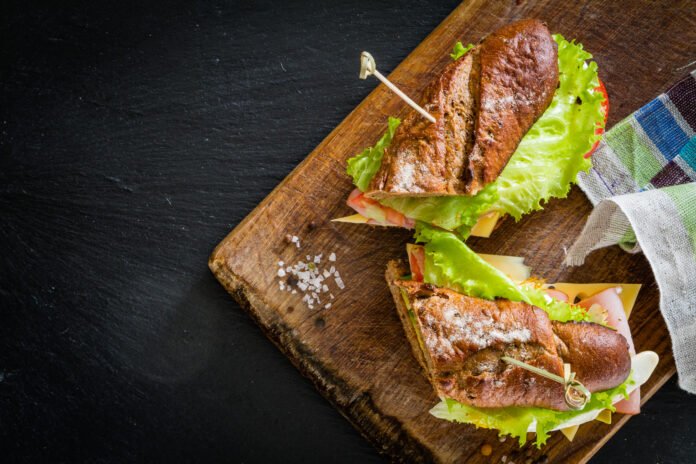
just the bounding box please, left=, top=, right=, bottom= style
left=276, top=244, right=344, bottom=310
left=421, top=305, right=532, bottom=351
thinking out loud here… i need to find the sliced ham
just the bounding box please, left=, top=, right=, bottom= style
left=544, top=288, right=569, bottom=303
left=578, top=287, right=639, bottom=414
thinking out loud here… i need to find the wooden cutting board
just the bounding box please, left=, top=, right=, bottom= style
left=210, top=1, right=696, bottom=462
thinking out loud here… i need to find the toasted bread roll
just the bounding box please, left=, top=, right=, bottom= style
left=386, top=261, right=631, bottom=411
left=368, top=19, right=558, bottom=199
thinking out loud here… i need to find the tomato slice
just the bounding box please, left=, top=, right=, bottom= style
left=407, top=244, right=425, bottom=282
left=584, top=79, right=610, bottom=158
left=346, top=188, right=415, bottom=228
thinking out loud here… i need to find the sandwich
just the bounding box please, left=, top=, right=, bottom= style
left=385, top=225, right=658, bottom=446
left=339, top=19, right=608, bottom=238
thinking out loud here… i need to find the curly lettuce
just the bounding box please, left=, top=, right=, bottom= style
left=450, top=41, right=474, bottom=60
left=415, top=222, right=525, bottom=301
left=348, top=35, right=605, bottom=237
left=491, top=35, right=602, bottom=221
left=346, top=117, right=400, bottom=192
left=431, top=376, right=632, bottom=447
left=415, top=224, right=590, bottom=322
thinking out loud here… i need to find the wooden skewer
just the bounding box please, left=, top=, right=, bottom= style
left=501, top=356, right=591, bottom=410
left=359, top=51, right=436, bottom=124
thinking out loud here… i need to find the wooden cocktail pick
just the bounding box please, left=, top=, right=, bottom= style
left=359, top=51, right=436, bottom=124
left=501, top=356, right=591, bottom=410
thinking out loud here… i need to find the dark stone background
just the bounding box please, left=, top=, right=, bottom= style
left=1, top=1, right=694, bottom=462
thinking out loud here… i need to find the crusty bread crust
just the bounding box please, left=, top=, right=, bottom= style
left=465, top=19, right=558, bottom=194
left=552, top=321, right=632, bottom=393
left=368, top=51, right=478, bottom=199
left=385, top=261, right=433, bottom=378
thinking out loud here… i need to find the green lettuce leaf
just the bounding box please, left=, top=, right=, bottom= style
left=430, top=374, right=632, bottom=447
left=415, top=223, right=526, bottom=301
left=415, top=224, right=590, bottom=322
left=346, top=117, right=400, bottom=192
left=381, top=184, right=498, bottom=233
left=491, top=35, right=601, bottom=221
left=450, top=41, right=474, bottom=60
left=378, top=35, right=605, bottom=236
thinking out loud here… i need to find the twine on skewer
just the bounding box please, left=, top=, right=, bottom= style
left=501, top=356, right=591, bottom=410
left=359, top=51, right=436, bottom=124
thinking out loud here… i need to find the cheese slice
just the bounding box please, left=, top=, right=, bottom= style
left=332, top=212, right=500, bottom=237
left=595, top=409, right=612, bottom=424
left=469, top=212, right=501, bottom=238
left=331, top=214, right=373, bottom=225
left=560, top=409, right=611, bottom=441
left=560, top=425, right=580, bottom=441
left=478, top=253, right=531, bottom=282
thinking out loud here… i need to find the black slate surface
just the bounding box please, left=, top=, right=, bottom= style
left=1, top=1, right=695, bottom=462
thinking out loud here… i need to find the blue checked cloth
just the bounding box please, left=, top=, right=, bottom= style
left=567, top=70, right=696, bottom=393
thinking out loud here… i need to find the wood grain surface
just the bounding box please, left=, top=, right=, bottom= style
left=210, top=1, right=696, bottom=462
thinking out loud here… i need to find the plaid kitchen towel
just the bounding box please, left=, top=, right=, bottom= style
left=566, top=70, right=696, bottom=393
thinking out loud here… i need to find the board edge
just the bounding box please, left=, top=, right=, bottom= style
left=208, top=253, right=439, bottom=463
